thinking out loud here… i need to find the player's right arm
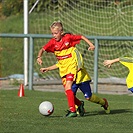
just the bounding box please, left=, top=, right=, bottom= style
left=37, top=48, right=45, bottom=66
left=103, top=58, right=120, bottom=68
left=37, top=40, right=55, bottom=66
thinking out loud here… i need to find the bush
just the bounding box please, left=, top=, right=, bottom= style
left=2, top=0, right=23, bottom=17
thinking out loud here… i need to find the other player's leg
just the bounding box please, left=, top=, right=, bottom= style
left=72, top=83, right=85, bottom=116
left=79, top=81, right=110, bottom=114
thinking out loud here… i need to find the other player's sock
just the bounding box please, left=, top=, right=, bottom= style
left=65, top=89, right=76, bottom=112
left=89, top=94, right=105, bottom=106
left=74, top=96, right=81, bottom=106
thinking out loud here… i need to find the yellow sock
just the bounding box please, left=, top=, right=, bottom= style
left=75, top=105, right=79, bottom=114
left=89, top=94, right=105, bottom=106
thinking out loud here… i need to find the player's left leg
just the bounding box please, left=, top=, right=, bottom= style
left=89, top=95, right=110, bottom=114
left=63, top=74, right=77, bottom=117
left=79, top=81, right=110, bottom=114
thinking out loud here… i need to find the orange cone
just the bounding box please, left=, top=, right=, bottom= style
left=18, top=84, right=25, bottom=97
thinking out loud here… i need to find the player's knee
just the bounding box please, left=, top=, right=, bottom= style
left=84, top=92, right=92, bottom=100
left=86, top=97, right=90, bottom=100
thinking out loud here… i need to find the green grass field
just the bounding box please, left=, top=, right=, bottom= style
left=0, top=89, right=132, bottom=133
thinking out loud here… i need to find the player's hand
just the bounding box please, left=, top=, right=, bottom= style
left=88, top=45, right=95, bottom=51
left=40, top=68, right=49, bottom=73
left=37, top=57, right=43, bottom=66
left=103, top=60, right=112, bottom=68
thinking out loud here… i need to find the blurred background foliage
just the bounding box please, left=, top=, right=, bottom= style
left=0, top=0, right=132, bottom=17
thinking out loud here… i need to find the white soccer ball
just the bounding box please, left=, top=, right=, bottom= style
left=39, top=101, right=54, bottom=116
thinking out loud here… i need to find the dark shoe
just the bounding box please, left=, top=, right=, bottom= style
left=101, top=98, right=110, bottom=114
left=65, top=110, right=77, bottom=117
left=77, top=101, right=85, bottom=116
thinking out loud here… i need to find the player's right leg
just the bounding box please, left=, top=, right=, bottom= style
left=72, top=83, right=85, bottom=116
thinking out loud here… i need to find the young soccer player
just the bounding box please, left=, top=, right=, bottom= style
left=37, top=21, right=95, bottom=117
left=103, top=57, right=133, bottom=93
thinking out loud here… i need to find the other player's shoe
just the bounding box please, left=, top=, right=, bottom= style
left=65, top=110, right=77, bottom=117
left=101, top=98, right=110, bottom=114
left=77, top=101, right=85, bottom=116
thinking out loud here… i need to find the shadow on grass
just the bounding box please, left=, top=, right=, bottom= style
left=84, top=109, right=132, bottom=117
left=41, top=109, right=132, bottom=118
left=39, top=114, right=64, bottom=118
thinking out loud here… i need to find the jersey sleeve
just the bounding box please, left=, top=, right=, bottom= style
left=119, top=57, right=133, bottom=63
left=69, top=34, right=82, bottom=47
left=42, top=39, right=55, bottom=53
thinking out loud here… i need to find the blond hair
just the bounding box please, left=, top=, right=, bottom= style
left=50, top=21, right=63, bottom=31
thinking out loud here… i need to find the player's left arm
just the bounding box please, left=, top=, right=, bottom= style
left=81, top=36, right=95, bottom=51
left=40, top=64, right=58, bottom=73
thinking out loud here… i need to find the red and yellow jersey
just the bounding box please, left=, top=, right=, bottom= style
left=120, top=57, right=133, bottom=89
left=42, top=33, right=82, bottom=78
left=62, top=67, right=91, bottom=86
left=76, top=67, right=91, bottom=84
left=43, top=33, right=81, bottom=54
